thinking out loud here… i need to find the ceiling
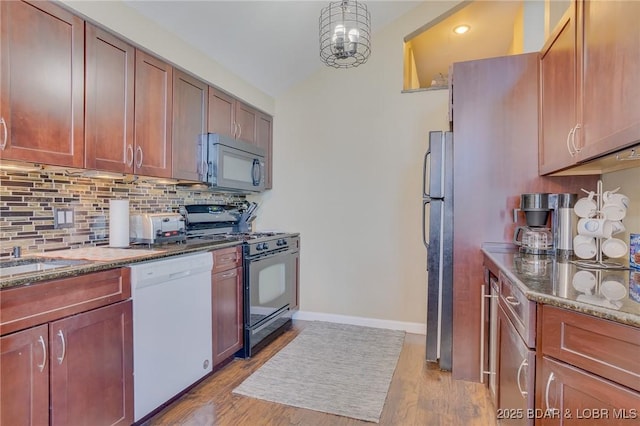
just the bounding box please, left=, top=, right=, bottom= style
left=122, top=1, right=521, bottom=97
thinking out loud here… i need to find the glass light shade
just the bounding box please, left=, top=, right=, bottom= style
left=319, top=0, right=371, bottom=68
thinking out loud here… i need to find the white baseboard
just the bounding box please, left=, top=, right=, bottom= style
left=292, top=310, right=426, bottom=335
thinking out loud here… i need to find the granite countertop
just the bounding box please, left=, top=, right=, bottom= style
left=0, top=239, right=242, bottom=290
left=482, top=243, right=640, bottom=328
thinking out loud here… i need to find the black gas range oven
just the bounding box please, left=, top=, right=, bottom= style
left=181, top=204, right=299, bottom=358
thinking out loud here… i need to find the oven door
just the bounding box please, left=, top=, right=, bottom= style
left=246, top=248, right=295, bottom=328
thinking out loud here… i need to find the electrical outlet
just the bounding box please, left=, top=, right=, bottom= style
left=54, top=207, right=74, bottom=229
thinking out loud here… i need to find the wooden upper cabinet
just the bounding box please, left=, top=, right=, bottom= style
left=208, top=87, right=236, bottom=139
left=578, top=0, right=640, bottom=160
left=539, top=0, right=640, bottom=174
left=539, top=3, right=578, bottom=175
left=85, top=24, right=135, bottom=173
left=207, top=86, right=260, bottom=144
left=235, top=102, right=257, bottom=144
left=256, top=112, right=273, bottom=189
left=172, top=69, right=208, bottom=181
left=134, top=50, right=173, bottom=178
left=0, top=0, right=84, bottom=167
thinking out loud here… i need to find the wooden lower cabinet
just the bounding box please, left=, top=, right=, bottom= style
left=1, top=301, right=133, bottom=426
left=50, top=300, right=133, bottom=426
left=0, top=324, right=49, bottom=426
left=211, top=246, right=243, bottom=367
left=536, top=356, right=640, bottom=425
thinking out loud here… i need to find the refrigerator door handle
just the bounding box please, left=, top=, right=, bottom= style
left=422, top=199, right=430, bottom=264
left=423, top=147, right=431, bottom=198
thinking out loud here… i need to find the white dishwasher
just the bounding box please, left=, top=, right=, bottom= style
left=129, top=252, right=213, bottom=422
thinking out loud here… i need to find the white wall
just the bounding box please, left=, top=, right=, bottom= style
left=251, top=2, right=455, bottom=328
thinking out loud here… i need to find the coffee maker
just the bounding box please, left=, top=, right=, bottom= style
left=513, top=193, right=578, bottom=257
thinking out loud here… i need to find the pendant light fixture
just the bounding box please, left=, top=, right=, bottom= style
left=319, top=0, right=371, bottom=68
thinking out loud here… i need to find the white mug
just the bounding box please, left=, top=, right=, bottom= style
left=601, top=237, right=628, bottom=259
left=577, top=218, right=613, bottom=238
left=610, top=221, right=626, bottom=236
left=573, top=235, right=597, bottom=259
left=602, top=193, right=629, bottom=221
left=574, top=192, right=597, bottom=218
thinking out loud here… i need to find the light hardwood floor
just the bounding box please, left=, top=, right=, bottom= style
left=144, top=321, right=497, bottom=426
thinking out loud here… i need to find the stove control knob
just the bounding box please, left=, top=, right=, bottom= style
left=263, top=243, right=269, bottom=250
left=256, top=243, right=263, bottom=250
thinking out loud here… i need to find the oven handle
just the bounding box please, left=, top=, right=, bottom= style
left=246, top=247, right=297, bottom=262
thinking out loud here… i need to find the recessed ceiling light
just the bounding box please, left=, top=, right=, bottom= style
left=453, top=25, right=471, bottom=35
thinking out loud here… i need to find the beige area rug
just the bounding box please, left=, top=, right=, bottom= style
left=233, top=321, right=405, bottom=423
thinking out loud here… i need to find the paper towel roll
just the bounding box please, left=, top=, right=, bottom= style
left=109, top=199, right=130, bottom=248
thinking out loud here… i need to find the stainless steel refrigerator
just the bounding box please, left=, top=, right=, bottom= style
left=422, top=130, right=454, bottom=371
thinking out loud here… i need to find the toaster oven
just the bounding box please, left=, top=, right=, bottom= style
left=129, top=213, right=186, bottom=245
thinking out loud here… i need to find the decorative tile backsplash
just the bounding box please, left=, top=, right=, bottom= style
left=0, top=170, right=244, bottom=258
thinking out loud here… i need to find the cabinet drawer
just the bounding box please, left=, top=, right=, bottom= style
left=540, top=305, right=640, bottom=393
left=499, top=271, right=536, bottom=348
left=212, top=246, right=242, bottom=274
left=0, top=268, right=130, bottom=336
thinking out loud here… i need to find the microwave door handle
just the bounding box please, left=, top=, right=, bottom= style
left=252, top=159, right=260, bottom=186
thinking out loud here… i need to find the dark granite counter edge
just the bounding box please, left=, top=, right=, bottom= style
left=481, top=245, right=640, bottom=328
left=0, top=240, right=243, bottom=290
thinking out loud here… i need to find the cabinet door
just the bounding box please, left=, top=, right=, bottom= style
left=134, top=50, right=172, bottom=178
left=539, top=3, right=579, bottom=175
left=235, top=101, right=258, bottom=144
left=497, top=306, right=535, bottom=426
left=578, top=0, right=640, bottom=160
left=212, top=266, right=243, bottom=366
left=49, top=301, right=133, bottom=426
left=0, top=0, right=84, bottom=167
left=85, top=24, right=135, bottom=173
left=208, top=87, right=236, bottom=139
left=172, top=69, right=208, bottom=181
left=0, top=325, right=49, bottom=426
left=256, top=111, right=273, bottom=189
left=538, top=356, right=640, bottom=426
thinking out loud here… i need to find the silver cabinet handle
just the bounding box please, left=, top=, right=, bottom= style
left=136, top=146, right=143, bottom=168
left=505, top=295, right=520, bottom=306
left=237, top=123, right=242, bottom=140
left=57, top=330, right=66, bottom=365
left=566, top=126, right=576, bottom=157
left=220, top=270, right=237, bottom=278
left=0, top=117, right=7, bottom=150
left=572, top=124, right=582, bottom=153
left=37, top=335, right=47, bottom=372
left=480, top=284, right=486, bottom=383
left=126, top=144, right=134, bottom=167
left=517, top=358, right=528, bottom=398
left=545, top=371, right=555, bottom=410
left=233, top=122, right=239, bottom=139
